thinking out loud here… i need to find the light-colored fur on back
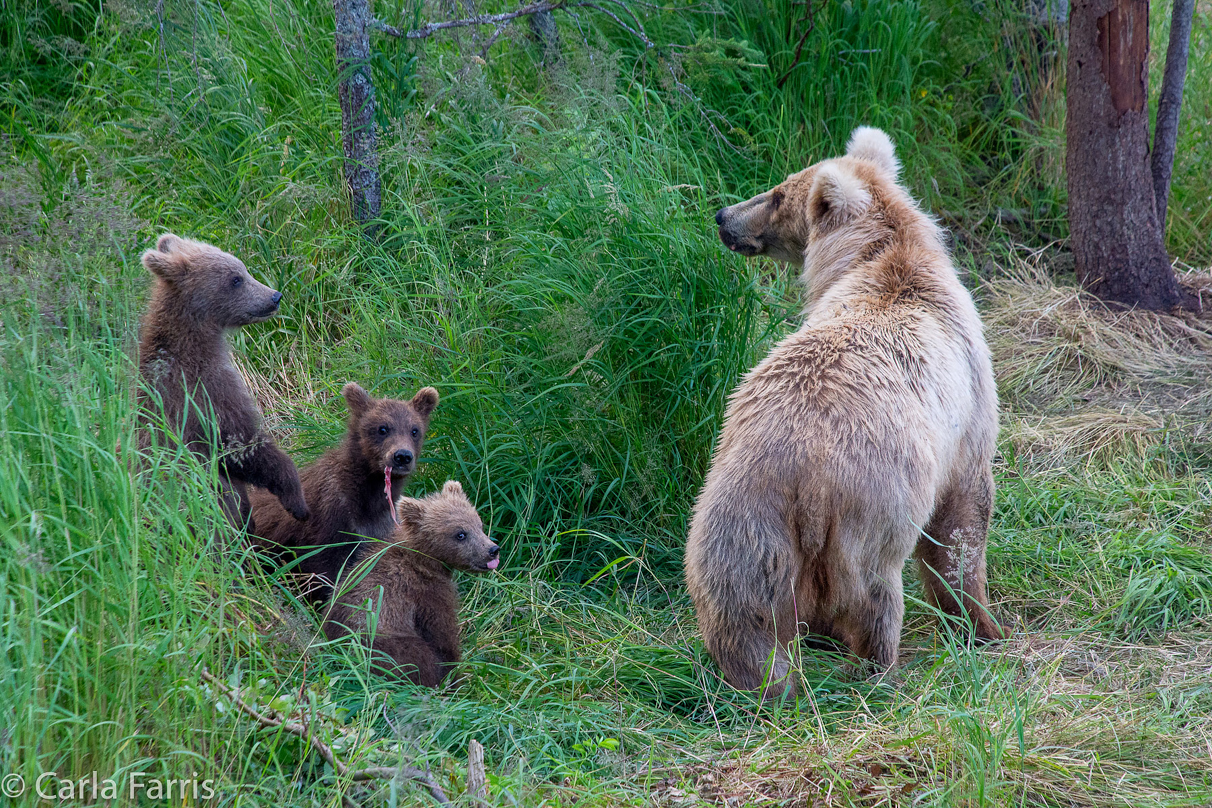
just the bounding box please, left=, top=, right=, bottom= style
left=689, top=129, right=1003, bottom=698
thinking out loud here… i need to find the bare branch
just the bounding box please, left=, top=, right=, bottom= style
left=201, top=670, right=450, bottom=805
left=375, top=0, right=653, bottom=49
left=775, top=0, right=820, bottom=90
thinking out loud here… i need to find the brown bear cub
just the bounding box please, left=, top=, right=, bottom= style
left=686, top=127, right=1004, bottom=699
left=137, top=233, right=309, bottom=530
left=250, top=382, right=438, bottom=605
left=322, top=480, right=499, bottom=686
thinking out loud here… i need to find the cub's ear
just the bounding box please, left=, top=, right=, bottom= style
left=441, top=480, right=464, bottom=497
left=846, top=126, right=900, bottom=178
left=156, top=233, right=184, bottom=253
left=411, top=386, right=439, bottom=419
left=141, top=249, right=186, bottom=280
left=809, top=164, right=871, bottom=226
left=342, top=382, right=373, bottom=416
left=394, top=498, right=424, bottom=528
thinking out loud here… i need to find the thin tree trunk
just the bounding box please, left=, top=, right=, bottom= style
left=1150, top=0, right=1194, bottom=230
left=1066, top=0, right=1185, bottom=310
left=529, top=10, right=562, bottom=66
left=334, top=0, right=381, bottom=228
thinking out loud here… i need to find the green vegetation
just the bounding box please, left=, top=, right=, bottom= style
left=2, top=0, right=1210, bottom=805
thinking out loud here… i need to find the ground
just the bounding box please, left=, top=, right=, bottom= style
left=1, top=0, right=1211, bottom=806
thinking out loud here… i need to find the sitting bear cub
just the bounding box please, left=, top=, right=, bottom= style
left=137, top=233, right=309, bottom=530
left=322, top=480, right=499, bottom=686
left=686, top=127, right=1004, bottom=699
left=250, top=382, right=438, bottom=604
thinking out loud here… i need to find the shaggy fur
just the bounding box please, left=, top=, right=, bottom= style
left=250, top=382, right=438, bottom=604
left=136, top=233, right=308, bottom=529
left=689, top=127, right=1004, bottom=699
left=322, top=480, right=499, bottom=686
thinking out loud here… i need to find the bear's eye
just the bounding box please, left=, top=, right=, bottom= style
left=411, top=427, right=419, bottom=438
left=378, top=425, right=390, bottom=435
left=455, top=531, right=467, bottom=541
left=230, top=275, right=243, bottom=288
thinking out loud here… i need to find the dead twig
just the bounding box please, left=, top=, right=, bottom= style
left=200, top=670, right=449, bottom=805
left=775, top=0, right=821, bottom=89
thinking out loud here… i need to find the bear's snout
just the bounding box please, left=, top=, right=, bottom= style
left=272, top=291, right=283, bottom=306
left=715, top=208, right=727, bottom=226
left=392, top=449, right=414, bottom=469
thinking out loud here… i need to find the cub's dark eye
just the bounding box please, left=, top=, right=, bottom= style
left=411, top=427, right=419, bottom=438
left=230, top=276, right=244, bottom=288
left=455, top=531, right=467, bottom=542
left=378, top=425, right=390, bottom=435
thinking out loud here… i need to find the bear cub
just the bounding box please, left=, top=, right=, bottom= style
left=250, top=382, right=438, bottom=604
left=137, top=233, right=309, bottom=530
left=322, top=480, right=498, bottom=686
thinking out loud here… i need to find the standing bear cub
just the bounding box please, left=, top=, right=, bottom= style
left=137, top=234, right=309, bottom=530
left=250, top=382, right=438, bottom=605
left=686, top=128, right=1004, bottom=699
left=322, top=480, right=499, bottom=686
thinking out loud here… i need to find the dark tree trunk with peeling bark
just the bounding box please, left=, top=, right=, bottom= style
left=1151, top=0, right=1194, bottom=229
left=1066, top=0, right=1185, bottom=310
left=529, top=11, right=562, bottom=67
left=334, top=0, right=381, bottom=229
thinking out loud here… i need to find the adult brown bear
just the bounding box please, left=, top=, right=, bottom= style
left=686, top=128, right=1004, bottom=699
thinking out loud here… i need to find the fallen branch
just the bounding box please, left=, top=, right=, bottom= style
left=200, top=670, right=449, bottom=805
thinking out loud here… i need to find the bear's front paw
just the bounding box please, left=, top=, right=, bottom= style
left=282, top=493, right=310, bottom=522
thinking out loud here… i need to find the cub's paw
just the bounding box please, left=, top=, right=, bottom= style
left=282, top=492, right=311, bottom=522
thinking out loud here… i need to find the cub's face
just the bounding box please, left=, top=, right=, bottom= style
left=142, top=234, right=283, bottom=327
left=398, top=480, right=500, bottom=572
left=342, top=383, right=439, bottom=484
left=714, top=126, right=902, bottom=265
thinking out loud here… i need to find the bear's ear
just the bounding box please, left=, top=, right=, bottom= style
left=394, top=498, right=424, bottom=528
left=342, top=382, right=373, bottom=416
left=441, top=480, right=464, bottom=497
left=845, top=126, right=900, bottom=178
left=141, top=246, right=187, bottom=280
left=809, top=164, right=871, bottom=226
left=411, top=387, right=439, bottom=419
left=156, top=233, right=184, bottom=253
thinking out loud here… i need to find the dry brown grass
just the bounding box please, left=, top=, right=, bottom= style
left=984, top=253, right=1212, bottom=468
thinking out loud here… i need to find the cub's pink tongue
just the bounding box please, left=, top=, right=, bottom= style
left=486, top=557, right=499, bottom=570
left=385, top=466, right=399, bottom=525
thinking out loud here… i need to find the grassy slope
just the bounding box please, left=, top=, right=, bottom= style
left=2, top=0, right=1211, bottom=806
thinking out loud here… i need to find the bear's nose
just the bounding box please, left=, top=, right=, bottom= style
left=272, top=291, right=282, bottom=306
left=715, top=208, right=727, bottom=226
left=393, top=449, right=413, bottom=467
left=486, top=543, right=499, bottom=558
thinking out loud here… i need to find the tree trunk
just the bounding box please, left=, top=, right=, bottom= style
left=1150, top=0, right=1194, bottom=230
left=1066, top=0, right=1185, bottom=310
left=529, top=10, right=562, bottom=67
left=334, top=0, right=381, bottom=228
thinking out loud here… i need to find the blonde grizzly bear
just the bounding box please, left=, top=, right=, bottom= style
left=686, top=127, right=1004, bottom=698
left=322, top=481, right=499, bottom=686
left=137, top=234, right=309, bottom=530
